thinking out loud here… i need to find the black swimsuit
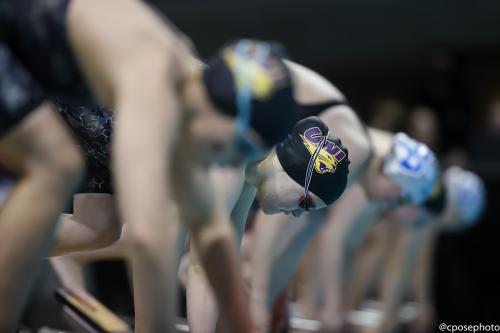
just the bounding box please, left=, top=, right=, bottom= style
left=0, top=0, right=94, bottom=136
left=294, top=100, right=348, bottom=123
left=60, top=100, right=355, bottom=195
left=57, top=103, right=114, bottom=193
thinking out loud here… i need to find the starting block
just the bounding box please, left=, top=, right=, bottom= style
left=54, top=288, right=132, bottom=333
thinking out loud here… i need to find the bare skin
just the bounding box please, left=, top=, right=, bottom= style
left=335, top=167, right=481, bottom=333
left=0, top=103, right=84, bottom=332
left=186, top=166, right=247, bottom=333
left=361, top=200, right=468, bottom=333
left=297, top=184, right=374, bottom=330
left=50, top=193, right=120, bottom=257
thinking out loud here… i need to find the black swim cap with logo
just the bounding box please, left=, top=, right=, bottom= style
left=276, top=116, right=350, bottom=205
left=202, top=39, right=295, bottom=147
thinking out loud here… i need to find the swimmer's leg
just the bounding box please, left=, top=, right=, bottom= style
left=50, top=193, right=121, bottom=256
left=0, top=103, right=84, bottom=332
left=51, top=224, right=131, bottom=307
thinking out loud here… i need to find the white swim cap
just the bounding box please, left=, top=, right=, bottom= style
left=384, top=132, right=439, bottom=205
left=443, top=166, right=485, bottom=226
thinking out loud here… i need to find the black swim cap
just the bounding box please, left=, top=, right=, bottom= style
left=276, top=116, right=350, bottom=205
left=202, top=39, right=295, bottom=147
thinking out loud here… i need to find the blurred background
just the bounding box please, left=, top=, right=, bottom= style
left=22, top=0, right=500, bottom=331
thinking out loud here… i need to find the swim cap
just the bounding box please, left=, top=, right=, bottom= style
left=276, top=116, right=350, bottom=205
left=384, top=132, right=439, bottom=205
left=203, top=39, right=295, bottom=147
left=443, top=166, right=485, bottom=226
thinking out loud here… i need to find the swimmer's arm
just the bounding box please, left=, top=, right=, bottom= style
left=267, top=210, right=326, bottom=303
left=375, top=228, right=420, bottom=333
left=378, top=220, right=433, bottom=333
left=314, top=207, right=350, bottom=330
left=69, top=3, right=200, bottom=330
left=104, top=34, right=185, bottom=331
left=250, top=211, right=289, bottom=331
left=230, top=181, right=257, bottom=243
left=249, top=210, right=324, bottom=330
left=412, top=224, right=439, bottom=331
left=315, top=187, right=383, bottom=329
left=185, top=166, right=256, bottom=333
left=112, top=67, right=181, bottom=331
left=185, top=165, right=249, bottom=332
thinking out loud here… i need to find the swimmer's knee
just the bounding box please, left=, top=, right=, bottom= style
left=127, top=223, right=177, bottom=254
left=1, top=104, right=85, bottom=190
left=93, top=219, right=122, bottom=249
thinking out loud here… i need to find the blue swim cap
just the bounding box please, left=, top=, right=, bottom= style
left=384, top=133, right=439, bottom=205
left=443, top=166, right=485, bottom=226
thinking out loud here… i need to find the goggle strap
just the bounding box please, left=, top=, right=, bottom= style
left=303, top=132, right=329, bottom=198
left=234, top=40, right=271, bottom=135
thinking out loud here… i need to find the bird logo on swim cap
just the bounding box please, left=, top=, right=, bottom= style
left=443, top=166, right=485, bottom=226
left=299, top=127, right=347, bottom=174
left=276, top=116, right=350, bottom=206
left=384, top=132, right=439, bottom=205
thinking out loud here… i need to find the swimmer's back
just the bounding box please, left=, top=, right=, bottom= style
left=1, top=0, right=93, bottom=106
